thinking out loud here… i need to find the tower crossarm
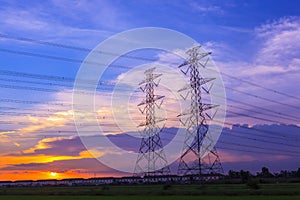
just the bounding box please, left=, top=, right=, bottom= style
left=177, top=104, right=218, bottom=117
left=137, top=118, right=167, bottom=127
left=137, top=95, right=164, bottom=106
left=178, top=78, right=215, bottom=92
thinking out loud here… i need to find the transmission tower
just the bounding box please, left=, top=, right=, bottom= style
left=177, top=46, right=223, bottom=178
left=134, top=67, right=170, bottom=177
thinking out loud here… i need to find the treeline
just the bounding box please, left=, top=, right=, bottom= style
left=220, top=167, right=300, bottom=185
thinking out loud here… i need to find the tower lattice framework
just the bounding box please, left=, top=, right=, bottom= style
left=177, top=46, right=223, bottom=178
left=134, top=67, right=170, bottom=177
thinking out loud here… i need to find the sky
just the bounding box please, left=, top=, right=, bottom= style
left=0, top=0, right=300, bottom=181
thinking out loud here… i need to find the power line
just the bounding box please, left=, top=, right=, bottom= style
left=1, top=99, right=299, bottom=143
left=223, top=85, right=300, bottom=110
left=0, top=69, right=122, bottom=88
left=1, top=105, right=299, bottom=142
left=1, top=95, right=299, bottom=143
left=223, top=130, right=300, bottom=148
left=226, top=109, right=289, bottom=125
left=3, top=47, right=298, bottom=144
left=0, top=76, right=139, bottom=93
left=1, top=68, right=299, bottom=123
left=1, top=122, right=300, bottom=160
left=0, top=41, right=299, bottom=111
left=0, top=48, right=130, bottom=70
left=0, top=54, right=298, bottom=111
left=2, top=126, right=298, bottom=157
left=0, top=33, right=158, bottom=63
left=220, top=71, right=300, bottom=101
left=221, top=120, right=300, bottom=141
left=2, top=106, right=299, bottom=143
left=226, top=104, right=298, bottom=123
left=216, top=146, right=299, bottom=157
left=162, top=128, right=300, bottom=151
left=212, top=93, right=300, bottom=121
left=1, top=33, right=299, bottom=102
left=219, top=140, right=300, bottom=155
left=227, top=96, right=300, bottom=120
left=1, top=33, right=299, bottom=172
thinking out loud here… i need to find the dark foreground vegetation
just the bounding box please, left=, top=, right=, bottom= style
left=0, top=182, right=300, bottom=196
left=1, top=167, right=300, bottom=199
left=0, top=196, right=299, bottom=200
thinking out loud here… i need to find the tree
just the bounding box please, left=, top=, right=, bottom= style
left=258, top=166, right=273, bottom=178
left=279, top=170, right=288, bottom=178
left=296, top=168, right=300, bottom=178
left=228, top=170, right=239, bottom=179
left=240, top=170, right=251, bottom=183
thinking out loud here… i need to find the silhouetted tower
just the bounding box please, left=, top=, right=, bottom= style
left=177, top=46, right=223, bottom=178
left=134, top=67, right=170, bottom=176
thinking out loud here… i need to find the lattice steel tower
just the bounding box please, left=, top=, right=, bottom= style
left=134, top=67, right=170, bottom=176
left=177, top=46, right=223, bottom=178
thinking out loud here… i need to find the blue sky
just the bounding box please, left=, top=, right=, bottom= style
left=0, top=0, right=300, bottom=180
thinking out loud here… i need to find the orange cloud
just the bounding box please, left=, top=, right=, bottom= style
left=0, top=136, right=103, bottom=169
left=0, top=153, right=94, bottom=168
left=218, top=150, right=256, bottom=163
left=0, top=170, right=91, bottom=181
left=0, top=110, right=74, bottom=137
left=23, top=137, right=67, bottom=154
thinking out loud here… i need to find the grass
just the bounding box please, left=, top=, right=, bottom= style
left=0, top=183, right=299, bottom=197
left=0, top=196, right=300, bottom=200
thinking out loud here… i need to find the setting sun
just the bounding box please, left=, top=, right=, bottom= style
left=50, top=172, right=57, bottom=177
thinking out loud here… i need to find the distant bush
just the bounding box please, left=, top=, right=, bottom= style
left=246, top=179, right=260, bottom=189
left=102, top=185, right=110, bottom=191
left=162, top=183, right=172, bottom=190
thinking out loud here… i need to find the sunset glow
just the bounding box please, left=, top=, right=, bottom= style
left=0, top=0, right=299, bottom=182
left=50, top=172, right=57, bottom=177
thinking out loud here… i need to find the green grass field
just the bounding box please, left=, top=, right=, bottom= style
left=0, top=196, right=300, bottom=200
left=0, top=183, right=300, bottom=199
